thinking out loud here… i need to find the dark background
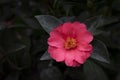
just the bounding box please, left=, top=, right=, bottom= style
left=0, top=0, right=120, bottom=80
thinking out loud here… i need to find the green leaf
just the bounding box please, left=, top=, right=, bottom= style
left=86, top=16, right=119, bottom=36
left=112, top=0, right=120, bottom=11
left=65, top=67, right=84, bottom=80
left=4, top=32, right=31, bottom=70
left=35, top=15, right=62, bottom=33
left=0, top=22, right=7, bottom=31
left=14, top=9, right=40, bottom=29
left=40, top=66, right=62, bottom=80
left=18, top=35, right=31, bottom=68
left=87, top=0, right=94, bottom=9
left=40, top=51, right=52, bottom=60
left=31, top=35, right=48, bottom=55
left=0, top=63, right=3, bottom=75
left=4, top=72, right=19, bottom=80
left=60, top=16, right=75, bottom=23
left=83, top=60, right=108, bottom=80
left=87, top=16, right=104, bottom=35
left=78, top=11, right=90, bottom=22
left=91, top=39, right=110, bottom=63
left=1, top=30, right=27, bottom=54
left=21, top=52, right=31, bottom=68
left=6, top=43, right=26, bottom=53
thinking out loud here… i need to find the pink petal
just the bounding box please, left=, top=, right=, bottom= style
left=54, top=24, right=63, bottom=33
left=64, top=50, right=81, bottom=67
left=77, top=44, right=93, bottom=51
left=74, top=50, right=91, bottom=64
left=77, top=31, right=93, bottom=44
left=48, top=46, right=65, bottom=62
left=71, top=22, right=93, bottom=44
left=62, top=22, right=72, bottom=33
left=64, top=51, right=75, bottom=66
left=72, top=22, right=87, bottom=33
left=48, top=31, right=65, bottom=48
left=61, top=22, right=76, bottom=38
left=82, top=31, right=93, bottom=43
left=64, top=50, right=82, bottom=67
left=72, top=60, right=81, bottom=67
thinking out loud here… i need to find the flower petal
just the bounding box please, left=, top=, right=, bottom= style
left=72, top=60, right=81, bottom=67
left=48, top=46, right=65, bottom=61
left=77, top=31, right=93, bottom=44
left=62, top=22, right=72, bottom=33
left=77, top=44, right=93, bottom=51
left=48, top=31, right=65, bottom=48
left=64, top=50, right=81, bottom=67
left=61, top=22, right=76, bottom=38
left=64, top=51, right=75, bottom=66
left=72, top=21, right=87, bottom=33
left=74, top=50, right=91, bottom=64
left=82, top=31, right=93, bottom=43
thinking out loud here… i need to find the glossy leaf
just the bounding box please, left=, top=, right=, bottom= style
left=87, top=16, right=104, bottom=35
left=65, top=67, right=84, bottom=80
left=0, top=22, right=7, bottom=30
left=40, top=66, right=62, bottom=80
left=83, top=60, right=108, bottom=80
left=14, top=9, right=40, bottom=29
left=7, top=43, right=26, bottom=53
left=86, top=16, right=119, bottom=36
left=60, top=16, right=75, bottom=23
left=91, top=39, right=110, bottom=63
left=1, top=30, right=27, bottom=54
left=0, top=63, right=3, bottom=75
left=40, top=51, right=51, bottom=60
left=4, top=72, right=19, bottom=80
left=35, top=15, right=62, bottom=33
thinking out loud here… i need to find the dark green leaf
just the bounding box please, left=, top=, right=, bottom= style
left=78, top=11, right=90, bottom=22
left=87, top=16, right=104, bottom=35
left=0, top=22, right=7, bottom=31
left=14, top=9, right=40, bottom=29
left=21, top=52, right=31, bottom=68
left=40, top=66, right=62, bottom=80
left=91, top=39, right=110, bottom=63
left=116, top=73, right=120, bottom=80
left=1, top=30, right=27, bottom=54
left=60, top=16, right=75, bottom=23
left=65, top=67, right=84, bottom=80
left=85, top=16, right=119, bottom=35
left=112, top=0, right=120, bottom=11
left=18, top=35, right=31, bottom=68
left=87, top=0, right=94, bottom=9
left=4, top=72, right=19, bottom=80
left=4, top=32, right=31, bottom=70
left=83, top=60, right=108, bottom=80
left=40, top=51, right=51, bottom=60
left=0, top=52, right=4, bottom=61
left=6, top=43, right=26, bottom=53
left=7, top=54, right=24, bottom=70
left=0, top=63, right=3, bottom=75
left=35, top=15, right=62, bottom=33
left=31, top=35, right=48, bottom=55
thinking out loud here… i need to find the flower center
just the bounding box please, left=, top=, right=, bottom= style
left=64, top=37, right=77, bottom=49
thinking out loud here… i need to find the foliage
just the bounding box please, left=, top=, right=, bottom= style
left=0, top=0, right=120, bottom=80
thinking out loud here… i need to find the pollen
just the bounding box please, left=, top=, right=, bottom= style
left=64, top=37, right=77, bottom=49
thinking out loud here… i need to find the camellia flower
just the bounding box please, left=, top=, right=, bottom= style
left=48, top=22, right=93, bottom=67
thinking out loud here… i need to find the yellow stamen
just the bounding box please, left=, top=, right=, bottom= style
left=64, top=37, right=77, bottom=49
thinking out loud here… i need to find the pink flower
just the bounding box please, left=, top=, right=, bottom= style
left=48, top=22, right=93, bottom=67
